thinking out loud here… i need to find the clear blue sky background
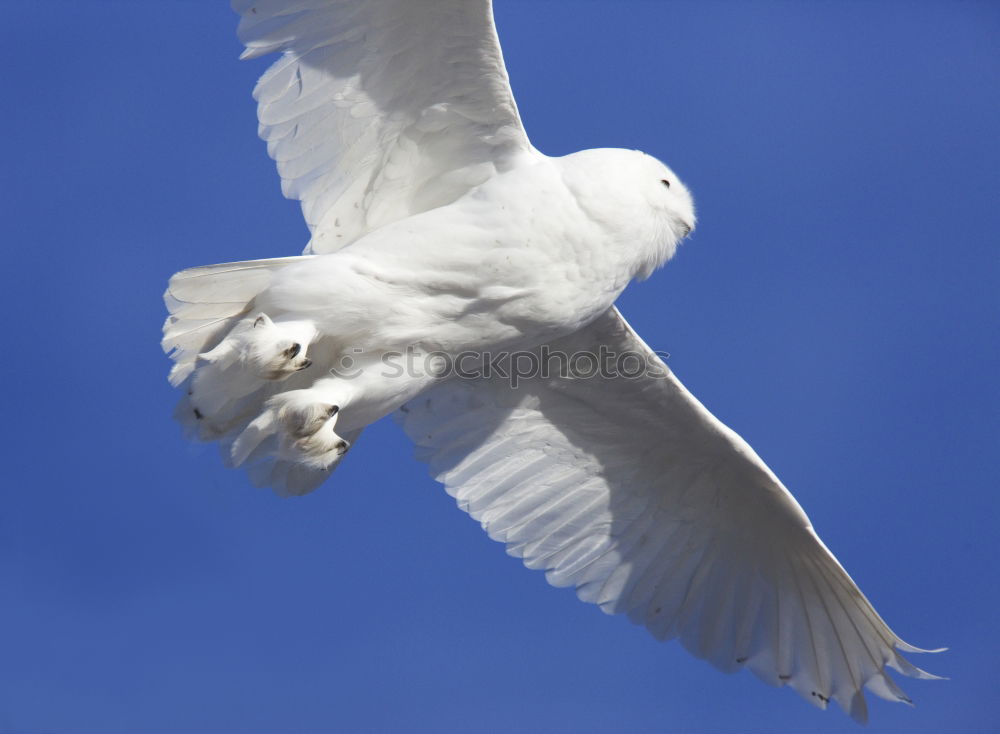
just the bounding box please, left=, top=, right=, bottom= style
left=2, top=1, right=997, bottom=732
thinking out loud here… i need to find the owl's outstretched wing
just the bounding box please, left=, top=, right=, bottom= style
left=233, top=0, right=536, bottom=253
left=397, top=307, right=941, bottom=721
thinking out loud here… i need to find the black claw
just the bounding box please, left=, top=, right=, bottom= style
left=193, top=408, right=203, bottom=420
left=328, top=405, right=340, bottom=416
left=298, top=358, right=312, bottom=370
left=335, top=441, right=348, bottom=451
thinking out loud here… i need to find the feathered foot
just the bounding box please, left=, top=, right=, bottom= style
left=231, top=389, right=351, bottom=471
left=185, top=312, right=318, bottom=428
left=197, top=312, right=316, bottom=380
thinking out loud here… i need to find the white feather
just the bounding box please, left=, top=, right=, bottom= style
left=397, top=307, right=942, bottom=721
left=233, top=0, right=535, bottom=253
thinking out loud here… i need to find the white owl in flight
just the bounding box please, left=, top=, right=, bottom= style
left=162, top=0, right=940, bottom=720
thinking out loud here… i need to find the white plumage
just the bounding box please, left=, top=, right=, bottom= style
left=161, top=0, right=940, bottom=720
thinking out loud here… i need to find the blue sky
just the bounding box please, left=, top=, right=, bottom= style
left=3, top=1, right=998, bottom=732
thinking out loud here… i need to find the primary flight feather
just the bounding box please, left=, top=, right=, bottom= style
left=161, top=0, right=940, bottom=720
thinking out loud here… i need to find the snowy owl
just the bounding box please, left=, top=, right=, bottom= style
left=161, top=0, right=940, bottom=720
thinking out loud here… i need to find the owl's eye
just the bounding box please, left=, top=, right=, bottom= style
left=661, top=179, right=671, bottom=189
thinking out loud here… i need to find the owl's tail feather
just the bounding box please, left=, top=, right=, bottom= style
left=162, top=255, right=352, bottom=496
